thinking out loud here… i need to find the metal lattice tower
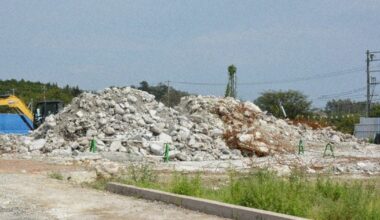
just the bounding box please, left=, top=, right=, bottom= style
left=225, top=65, right=237, bottom=98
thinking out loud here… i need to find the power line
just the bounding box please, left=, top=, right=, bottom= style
left=172, top=81, right=225, bottom=86
left=171, top=67, right=363, bottom=86
left=315, top=94, right=366, bottom=101
left=239, top=67, right=362, bottom=85
left=316, top=87, right=366, bottom=100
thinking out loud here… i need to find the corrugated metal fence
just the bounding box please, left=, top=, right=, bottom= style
left=354, top=117, right=380, bottom=139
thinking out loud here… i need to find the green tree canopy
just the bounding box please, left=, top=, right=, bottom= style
left=369, top=104, right=380, bottom=117
left=325, top=99, right=366, bottom=115
left=254, top=90, right=312, bottom=119
left=228, top=65, right=236, bottom=76
left=225, top=64, right=237, bottom=98
left=136, top=81, right=190, bottom=107
left=0, top=79, right=82, bottom=108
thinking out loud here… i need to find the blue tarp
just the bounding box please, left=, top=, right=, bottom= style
left=0, top=114, right=34, bottom=134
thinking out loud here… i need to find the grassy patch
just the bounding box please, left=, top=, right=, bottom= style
left=127, top=163, right=158, bottom=187
left=170, top=172, right=203, bottom=196
left=83, top=176, right=109, bottom=190
left=48, top=171, right=64, bottom=180
left=217, top=171, right=380, bottom=219
left=85, top=166, right=380, bottom=220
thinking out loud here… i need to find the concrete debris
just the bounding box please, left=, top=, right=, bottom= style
left=94, top=161, right=122, bottom=178
left=27, top=88, right=253, bottom=161
left=0, top=86, right=378, bottom=176
left=29, top=139, right=47, bottom=152
left=149, top=143, right=164, bottom=156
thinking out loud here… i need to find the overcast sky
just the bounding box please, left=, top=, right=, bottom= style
left=0, top=0, right=379, bottom=107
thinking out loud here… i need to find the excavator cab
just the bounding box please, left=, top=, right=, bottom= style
left=33, top=100, right=64, bottom=127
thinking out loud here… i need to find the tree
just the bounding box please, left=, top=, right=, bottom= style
left=369, top=104, right=380, bottom=117
left=225, top=64, right=237, bottom=98
left=254, top=90, right=312, bottom=119
left=0, top=79, right=82, bottom=113
left=139, top=81, right=149, bottom=91
left=325, top=99, right=366, bottom=115
left=136, top=81, right=190, bottom=107
left=327, top=115, right=360, bottom=134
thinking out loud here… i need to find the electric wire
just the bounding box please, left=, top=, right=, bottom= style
left=316, top=87, right=366, bottom=100
left=171, top=67, right=363, bottom=86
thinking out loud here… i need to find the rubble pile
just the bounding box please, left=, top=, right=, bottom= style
left=0, top=135, right=31, bottom=154
left=178, top=96, right=360, bottom=157
left=29, top=87, right=242, bottom=161
left=0, top=87, right=362, bottom=162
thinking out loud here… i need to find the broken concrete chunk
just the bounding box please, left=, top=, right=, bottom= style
left=238, top=134, right=254, bottom=143
left=110, top=141, right=123, bottom=152
left=104, top=127, right=115, bottom=136
left=76, top=111, right=84, bottom=118
left=149, top=143, right=164, bottom=156
left=127, top=95, right=138, bottom=103
left=29, top=139, right=46, bottom=151
left=114, top=104, right=125, bottom=115
left=158, top=133, right=173, bottom=143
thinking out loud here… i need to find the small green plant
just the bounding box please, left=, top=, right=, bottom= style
left=127, top=163, right=157, bottom=187
left=368, top=135, right=375, bottom=144
left=48, top=171, right=63, bottom=180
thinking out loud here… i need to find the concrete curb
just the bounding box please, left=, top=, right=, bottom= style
left=106, top=182, right=308, bottom=220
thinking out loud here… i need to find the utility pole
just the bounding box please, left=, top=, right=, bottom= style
left=367, top=50, right=370, bottom=117
left=366, top=50, right=380, bottom=117
left=43, top=85, right=47, bottom=117
left=42, top=85, right=47, bottom=102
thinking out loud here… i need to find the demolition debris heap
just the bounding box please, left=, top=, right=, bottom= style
left=1, top=87, right=359, bottom=161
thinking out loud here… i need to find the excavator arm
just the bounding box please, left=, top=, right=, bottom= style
left=0, top=95, right=34, bottom=122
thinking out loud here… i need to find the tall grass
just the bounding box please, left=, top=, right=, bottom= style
left=170, top=172, right=202, bottom=196
left=215, top=171, right=380, bottom=219
left=87, top=165, right=380, bottom=219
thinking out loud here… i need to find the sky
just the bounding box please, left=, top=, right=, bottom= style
left=0, top=0, right=379, bottom=107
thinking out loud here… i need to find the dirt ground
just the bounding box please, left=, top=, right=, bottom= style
left=0, top=159, right=226, bottom=220
left=0, top=159, right=80, bottom=174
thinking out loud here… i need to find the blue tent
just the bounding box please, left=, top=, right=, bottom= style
left=0, top=113, right=34, bottom=134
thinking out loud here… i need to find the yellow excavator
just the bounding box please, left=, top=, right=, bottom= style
left=0, top=94, right=63, bottom=134
left=0, top=95, right=34, bottom=122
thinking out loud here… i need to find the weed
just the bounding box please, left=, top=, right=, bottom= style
left=48, top=171, right=64, bottom=180
left=83, top=176, right=109, bottom=190
left=127, top=163, right=157, bottom=187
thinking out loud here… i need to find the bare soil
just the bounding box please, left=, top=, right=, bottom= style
left=0, top=159, right=226, bottom=220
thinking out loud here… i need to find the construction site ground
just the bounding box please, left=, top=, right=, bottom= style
left=0, top=159, right=225, bottom=220
left=1, top=141, right=380, bottom=220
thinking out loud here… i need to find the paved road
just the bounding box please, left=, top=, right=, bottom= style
left=0, top=159, right=226, bottom=220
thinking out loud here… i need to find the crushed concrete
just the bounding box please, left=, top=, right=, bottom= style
left=0, top=87, right=378, bottom=176
left=29, top=88, right=248, bottom=161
